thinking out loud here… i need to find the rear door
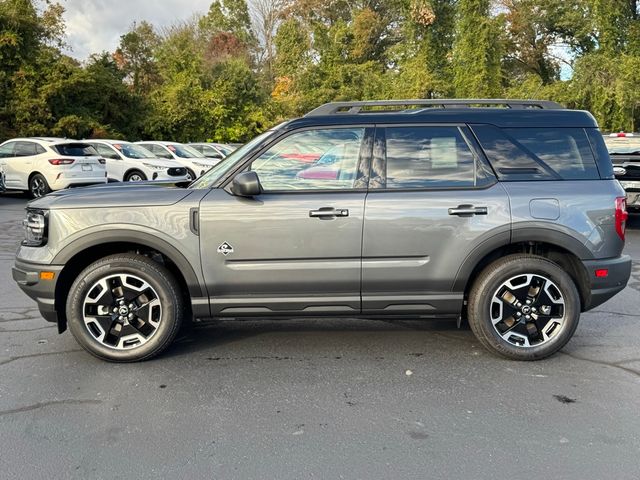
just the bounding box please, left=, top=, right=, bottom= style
left=198, top=126, right=373, bottom=316
left=6, top=141, right=40, bottom=189
left=93, top=143, right=124, bottom=181
left=361, top=125, right=511, bottom=315
left=0, top=141, right=20, bottom=188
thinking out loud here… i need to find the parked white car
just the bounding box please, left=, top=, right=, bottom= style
left=135, top=141, right=220, bottom=180
left=0, top=138, right=107, bottom=198
left=85, top=140, right=190, bottom=183
left=188, top=142, right=234, bottom=159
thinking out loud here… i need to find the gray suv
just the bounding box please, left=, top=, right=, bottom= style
left=12, top=99, right=632, bottom=362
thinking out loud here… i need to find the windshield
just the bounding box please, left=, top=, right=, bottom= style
left=189, top=130, right=277, bottom=189
left=169, top=144, right=203, bottom=158
left=604, top=137, right=640, bottom=154
left=115, top=143, right=157, bottom=159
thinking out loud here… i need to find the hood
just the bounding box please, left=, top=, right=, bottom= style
left=29, top=182, right=196, bottom=210
left=129, top=157, right=186, bottom=168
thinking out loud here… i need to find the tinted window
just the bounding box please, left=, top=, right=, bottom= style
left=0, top=142, right=16, bottom=158
left=148, top=145, right=173, bottom=159
left=504, top=128, right=598, bottom=180
left=473, top=125, right=599, bottom=180
left=251, top=128, right=365, bottom=191
left=168, top=144, right=201, bottom=158
left=384, top=126, right=476, bottom=188
left=51, top=143, right=98, bottom=156
left=94, top=144, right=120, bottom=159
left=15, top=141, right=38, bottom=157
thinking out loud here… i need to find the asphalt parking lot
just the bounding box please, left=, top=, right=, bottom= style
left=1, top=193, right=639, bottom=479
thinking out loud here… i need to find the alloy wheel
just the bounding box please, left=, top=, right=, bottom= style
left=31, top=177, right=46, bottom=197
left=82, top=273, right=162, bottom=350
left=490, top=273, right=566, bottom=348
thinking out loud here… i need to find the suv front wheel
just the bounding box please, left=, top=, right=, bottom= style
left=66, top=253, right=184, bottom=362
left=468, top=254, right=580, bottom=361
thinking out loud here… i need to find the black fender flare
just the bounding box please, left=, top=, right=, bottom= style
left=453, top=226, right=593, bottom=292
left=53, top=229, right=204, bottom=297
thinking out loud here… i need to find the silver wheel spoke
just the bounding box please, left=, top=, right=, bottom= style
left=82, top=273, right=163, bottom=351
left=490, top=273, right=566, bottom=349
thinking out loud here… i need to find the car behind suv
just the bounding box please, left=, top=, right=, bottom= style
left=0, top=138, right=107, bottom=197
left=13, top=99, right=632, bottom=362
left=604, top=132, right=640, bottom=211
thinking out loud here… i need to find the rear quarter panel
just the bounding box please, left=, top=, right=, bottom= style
left=504, top=180, right=626, bottom=259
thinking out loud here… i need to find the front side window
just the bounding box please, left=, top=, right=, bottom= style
left=0, top=142, right=16, bottom=158
left=149, top=145, right=173, bottom=159
left=250, top=128, right=365, bottom=191
left=168, top=144, right=201, bottom=159
left=384, top=126, right=476, bottom=188
left=95, top=144, right=120, bottom=159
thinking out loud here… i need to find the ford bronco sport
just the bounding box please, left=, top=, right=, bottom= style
left=12, top=99, right=632, bottom=362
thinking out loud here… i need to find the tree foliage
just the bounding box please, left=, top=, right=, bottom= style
left=3, top=0, right=640, bottom=141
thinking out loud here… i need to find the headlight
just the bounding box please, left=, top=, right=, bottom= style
left=193, top=162, right=213, bottom=169
left=22, top=210, right=48, bottom=247
left=142, top=163, right=167, bottom=171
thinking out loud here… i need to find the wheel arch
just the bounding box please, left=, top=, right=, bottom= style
left=123, top=168, right=147, bottom=181
left=53, top=231, right=205, bottom=332
left=455, top=232, right=592, bottom=311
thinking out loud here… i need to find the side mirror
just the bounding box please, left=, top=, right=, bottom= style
left=231, top=171, right=262, bottom=197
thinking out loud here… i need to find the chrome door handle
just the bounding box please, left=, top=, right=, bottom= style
left=448, top=205, right=488, bottom=216
left=309, top=207, right=349, bottom=218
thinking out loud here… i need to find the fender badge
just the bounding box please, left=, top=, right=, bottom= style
left=217, top=241, right=234, bottom=256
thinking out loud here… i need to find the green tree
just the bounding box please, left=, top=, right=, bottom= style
left=452, top=0, right=502, bottom=97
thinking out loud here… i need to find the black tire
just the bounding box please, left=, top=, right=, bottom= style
left=29, top=173, right=51, bottom=198
left=185, top=168, right=196, bottom=181
left=66, top=253, right=184, bottom=362
left=467, top=254, right=580, bottom=361
left=125, top=170, right=147, bottom=182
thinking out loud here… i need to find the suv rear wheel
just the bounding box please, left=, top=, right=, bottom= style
left=468, top=254, right=580, bottom=360
left=29, top=173, right=51, bottom=198
left=66, top=253, right=184, bottom=362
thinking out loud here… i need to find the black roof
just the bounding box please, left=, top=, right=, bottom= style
left=283, top=100, right=598, bottom=130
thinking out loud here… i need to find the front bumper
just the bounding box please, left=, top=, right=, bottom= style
left=582, top=255, right=632, bottom=310
left=12, top=259, right=64, bottom=325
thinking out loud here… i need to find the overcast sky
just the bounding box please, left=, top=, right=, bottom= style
left=59, top=0, right=213, bottom=60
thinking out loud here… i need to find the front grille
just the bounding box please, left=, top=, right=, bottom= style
left=622, top=166, right=640, bottom=179
left=168, top=167, right=187, bottom=177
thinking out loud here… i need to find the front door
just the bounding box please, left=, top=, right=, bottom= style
left=361, top=125, right=511, bottom=314
left=198, top=126, right=372, bottom=317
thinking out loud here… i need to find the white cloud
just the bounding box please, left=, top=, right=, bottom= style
left=59, top=0, right=213, bottom=60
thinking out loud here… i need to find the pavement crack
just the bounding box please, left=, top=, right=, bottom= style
left=560, top=351, right=640, bottom=378
left=0, top=325, right=56, bottom=333
left=589, top=310, right=640, bottom=318
left=0, top=349, right=83, bottom=366
left=0, top=399, right=103, bottom=416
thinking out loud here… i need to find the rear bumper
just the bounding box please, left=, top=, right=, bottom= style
left=582, top=255, right=632, bottom=310
left=12, top=259, right=63, bottom=325
left=50, top=175, right=107, bottom=190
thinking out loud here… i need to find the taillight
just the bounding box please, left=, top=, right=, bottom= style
left=48, top=158, right=75, bottom=165
left=98, top=158, right=106, bottom=164
left=615, top=197, right=628, bottom=241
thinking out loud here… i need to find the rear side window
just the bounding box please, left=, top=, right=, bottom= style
left=472, top=125, right=599, bottom=180
left=15, top=141, right=38, bottom=156
left=51, top=143, right=98, bottom=157
left=384, top=126, right=476, bottom=188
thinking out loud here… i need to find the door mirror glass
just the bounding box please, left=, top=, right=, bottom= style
left=231, top=171, right=262, bottom=197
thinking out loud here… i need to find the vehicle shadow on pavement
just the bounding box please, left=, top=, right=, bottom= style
left=165, top=318, right=475, bottom=360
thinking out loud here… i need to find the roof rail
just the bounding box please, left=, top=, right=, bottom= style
left=304, top=99, right=564, bottom=116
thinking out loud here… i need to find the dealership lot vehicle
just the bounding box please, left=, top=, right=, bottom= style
left=85, top=140, right=189, bottom=182
left=188, top=142, right=234, bottom=159
left=12, top=99, right=632, bottom=362
left=604, top=132, right=640, bottom=211
left=136, top=141, right=220, bottom=180
left=0, top=138, right=107, bottom=198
